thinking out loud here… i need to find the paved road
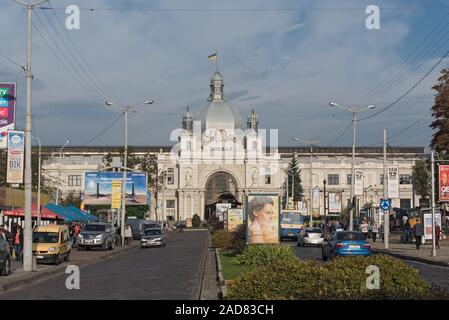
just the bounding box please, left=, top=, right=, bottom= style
left=288, top=241, right=449, bottom=291
left=0, top=231, right=209, bottom=299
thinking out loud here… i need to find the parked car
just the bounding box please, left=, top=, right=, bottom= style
left=77, top=223, right=116, bottom=251
left=126, top=219, right=161, bottom=240
left=0, top=236, right=11, bottom=276
left=32, top=224, right=71, bottom=265
left=297, top=227, right=324, bottom=247
left=140, top=228, right=165, bottom=248
left=321, top=231, right=371, bottom=261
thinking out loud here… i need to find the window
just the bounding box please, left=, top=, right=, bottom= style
left=167, top=168, right=174, bottom=185
left=380, top=174, right=384, bottom=185
left=68, top=175, right=81, bottom=187
left=347, top=174, right=351, bottom=185
left=265, top=168, right=271, bottom=185
left=166, top=200, right=175, bottom=209
left=399, top=174, right=412, bottom=185
left=328, top=174, right=339, bottom=185
left=400, top=199, right=411, bottom=209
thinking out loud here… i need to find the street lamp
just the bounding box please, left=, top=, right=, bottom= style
left=32, top=136, right=41, bottom=226
left=55, top=139, right=71, bottom=205
left=328, top=101, right=375, bottom=231
left=292, top=137, right=320, bottom=228
left=105, top=99, right=154, bottom=246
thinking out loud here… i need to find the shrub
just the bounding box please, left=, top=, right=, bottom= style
left=229, top=224, right=246, bottom=253
left=192, top=214, right=201, bottom=228
left=211, top=230, right=233, bottom=248
left=225, top=254, right=448, bottom=300
left=232, top=245, right=297, bottom=267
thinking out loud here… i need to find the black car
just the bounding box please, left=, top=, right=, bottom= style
left=0, top=236, right=11, bottom=276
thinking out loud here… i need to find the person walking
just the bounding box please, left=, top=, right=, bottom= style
left=403, top=220, right=410, bottom=243
left=413, top=219, right=424, bottom=250
left=73, top=224, right=81, bottom=248
left=359, top=220, right=369, bottom=240
left=435, top=223, right=441, bottom=250
left=14, top=227, right=23, bottom=262
left=368, top=221, right=373, bottom=239
left=124, top=224, right=133, bottom=245
left=372, top=223, right=378, bottom=243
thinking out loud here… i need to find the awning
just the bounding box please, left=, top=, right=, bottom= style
left=2, top=204, right=64, bottom=220
left=45, top=204, right=77, bottom=222
left=66, top=205, right=97, bottom=222
left=44, top=204, right=97, bottom=222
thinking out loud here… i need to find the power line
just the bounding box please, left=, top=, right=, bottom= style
left=327, top=120, right=352, bottom=146
left=80, top=112, right=124, bottom=146
left=0, top=51, right=24, bottom=69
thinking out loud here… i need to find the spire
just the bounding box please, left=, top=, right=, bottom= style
left=247, top=108, right=258, bottom=131
left=208, top=71, right=224, bottom=102
left=182, top=104, right=193, bottom=132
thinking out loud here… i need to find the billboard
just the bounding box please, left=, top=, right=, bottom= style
left=216, top=203, right=231, bottom=222
left=312, top=188, right=320, bottom=217
left=7, top=130, right=24, bottom=184
left=328, top=192, right=342, bottom=213
left=439, top=165, right=449, bottom=202
left=84, top=172, right=148, bottom=205
left=227, top=208, right=244, bottom=231
left=423, top=212, right=442, bottom=240
left=0, top=83, right=16, bottom=149
left=246, top=194, right=280, bottom=244
left=354, top=170, right=364, bottom=196
left=388, top=166, right=399, bottom=199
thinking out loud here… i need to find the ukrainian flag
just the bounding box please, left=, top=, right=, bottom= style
left=208, top=53, right=217, bottom=60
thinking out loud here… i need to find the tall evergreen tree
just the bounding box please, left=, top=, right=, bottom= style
left=431, top=68, right=449, bottom=152
left=286, top=157, right=303, bottom=205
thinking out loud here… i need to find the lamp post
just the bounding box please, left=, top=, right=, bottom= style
left=55, top=139, right=71, bottom=205
left=328, top=102, right=375, bottom=231
left=105, top=99, right=154, bottom=246
left=32, top=136, right=41, bottom=226
left=292, top=137, right=320, bottom=228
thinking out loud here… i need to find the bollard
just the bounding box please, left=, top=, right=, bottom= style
left=32, top=255, right=37, bottom=271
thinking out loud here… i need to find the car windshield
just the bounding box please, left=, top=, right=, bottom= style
left=282, top=212, right=303, bottom=224
left=33, top=232, right=59, bottom=243
left=83, top=225, right=106, bottom=232
left=144, top=229, right=161, bottom=236
left=336, top=232, right=365, bottom=241
left=306, top=228, right=322, bottom=233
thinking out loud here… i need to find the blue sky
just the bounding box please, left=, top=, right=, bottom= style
left=2, top=0, right=449, bottom=148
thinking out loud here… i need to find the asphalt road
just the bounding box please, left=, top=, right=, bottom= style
left=288, top=241, right=449, bottom=291
left=0, top=230, right=209, bottom=300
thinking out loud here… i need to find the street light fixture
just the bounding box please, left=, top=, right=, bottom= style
left=55, top=139, right=71, bottom=205
left=105, top=99, right=154, bottom=246
left=328, top=101, right=375, bottom=231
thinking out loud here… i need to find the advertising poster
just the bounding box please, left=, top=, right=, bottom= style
left=0, top=83, right=16, bottom=149
left=216, top=203, right=231, bottom=222
left=6, top=130, right=24, bottom=184
left=423, top=212, right=442, bottom=240
left=388, top=166, right=399, bottom=199
left=354, top=170, right=364, bottom=196
left=246, top=194, right=280, bottom=244
left=439, top=165, right=449, bottom=202
left=111, top=180, right=122, bottom=209
left=328, top=192, right=342, bottom=213
left=84, top=172, right=147, bottom=205
left=227, top=208, right=244, bottom=231
left=312, top=188, right=320, bottom=217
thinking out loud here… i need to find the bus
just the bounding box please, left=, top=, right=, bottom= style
left=280, top=210, right=305, bottom=241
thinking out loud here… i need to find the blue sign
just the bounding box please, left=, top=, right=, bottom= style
left=380, top=199, right=391, bottom=211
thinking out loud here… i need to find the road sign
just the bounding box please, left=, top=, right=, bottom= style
left=380, top=199, right=391, bottom=211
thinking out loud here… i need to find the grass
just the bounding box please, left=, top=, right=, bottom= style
left=219, top=250, right=251, bottom=280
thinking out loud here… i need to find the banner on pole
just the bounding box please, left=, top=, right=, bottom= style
left=6, top=130, right=24, bottom=184
left=387, top=166, right=399, bottom=199
left=438, top=165, right=449, bottom=202
left=0, top=83, right=16, bottom=149
left=111, top=180, right=122, bottom=209
left=354, top=170, right=364, bottom=196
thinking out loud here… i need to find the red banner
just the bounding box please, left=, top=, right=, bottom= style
left=439, top=165, right=449, bottom=202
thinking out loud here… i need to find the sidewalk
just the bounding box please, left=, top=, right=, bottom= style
left=1, top=241, right=139, bottom=292
left=370, top=233, right=449, bottom=267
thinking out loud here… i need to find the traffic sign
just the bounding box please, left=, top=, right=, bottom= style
left=380, top=199, right=391, bottom=211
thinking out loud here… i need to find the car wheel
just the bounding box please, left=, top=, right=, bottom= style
left=64, top=251, right=70, bottom=262
left=109, top=240, right=115, bottom=250
left=102, top=241, right=108, bottom=251
left=1, top=257, right=10, bottom=276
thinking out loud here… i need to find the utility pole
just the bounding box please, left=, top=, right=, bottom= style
left=431, top=150, right=436, bottom=257
left=13, top=0, right=48, bottom=272
left=383, top=129, right=389, bottom=250
left=32, top=137, right=41, bottom=226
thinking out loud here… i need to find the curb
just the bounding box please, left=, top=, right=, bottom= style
left=194, top=231, right=210, bottom=300
left=215, top=248, right=227, bottom=298
left=373, top=249, right=449, bottom=268
left=0, top=243, right=138, bottom=292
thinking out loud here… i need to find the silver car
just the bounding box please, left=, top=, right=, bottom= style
left=140, top=228, right=165, bottom=248
left=297, top=227, right=324, bottom=247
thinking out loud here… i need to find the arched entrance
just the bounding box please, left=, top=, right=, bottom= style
left=204, top=171, right=241, bottom=221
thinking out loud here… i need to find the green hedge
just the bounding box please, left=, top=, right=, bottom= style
left=232, top=245, right=297, bottom=267
left=211, top=230, right=233, bottom=248
left=226, top=254, right=449, bottom=300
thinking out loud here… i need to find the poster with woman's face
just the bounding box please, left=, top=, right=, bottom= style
left=246, top=194, right=280, bottom=244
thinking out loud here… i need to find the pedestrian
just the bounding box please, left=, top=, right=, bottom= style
left=413, top=219, right=424, bottom=250
left=359, top=220, right=369, bottom=240
left=73, top=224, right=81, bottom=248
left=368, top=221, right=373, bottom=239
left=124, top=224, right=133, bottom=245
left=403, top=221, right=410, bottom=243
left=379, top=223, right=384, bottom=242
left=372, top=223, right=378, bottom=243
left=435, top=223, right=441, bottom=250
left=14, top=227, right=23, bottom=262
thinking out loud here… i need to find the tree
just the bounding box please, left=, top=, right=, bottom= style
left=412, top=159, right=430, bottom=200
left=62, top=191, right=82, bottom=207
left=431, top=68, right=449, bottom=152
left=285, top=157, right=303, bottom=207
